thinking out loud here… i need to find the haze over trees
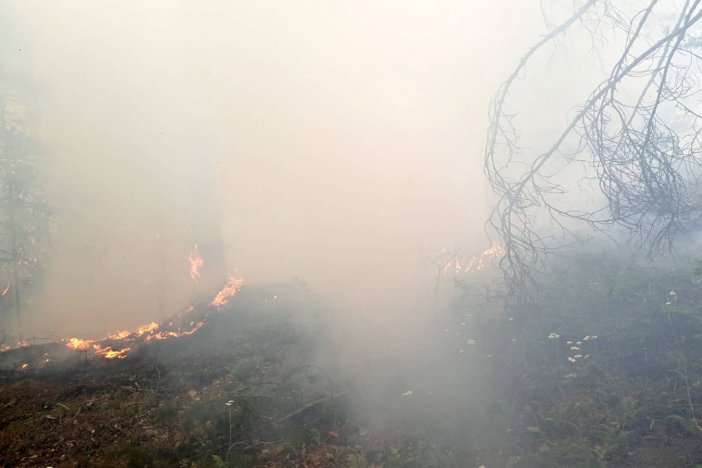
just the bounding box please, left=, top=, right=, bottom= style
left=0, top=96, right=49, bottom=342
left=486, top=0, right=702, bottom=308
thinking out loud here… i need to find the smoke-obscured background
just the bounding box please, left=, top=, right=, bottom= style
left=0, top=1, right=591, bottom=338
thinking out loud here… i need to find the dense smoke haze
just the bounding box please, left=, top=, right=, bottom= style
left=6, top=2, right=702, bottom=467
left=0, top=1, right=558, bottom=337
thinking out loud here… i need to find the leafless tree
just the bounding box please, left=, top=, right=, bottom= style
left=486, top=0, right=702, bottom=310
left=0, top=98, right=50, bottom=339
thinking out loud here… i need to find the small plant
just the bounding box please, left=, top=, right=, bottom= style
left=225, top=400, right=235, bottom=460
left=211, top=454, right=227, bottom=468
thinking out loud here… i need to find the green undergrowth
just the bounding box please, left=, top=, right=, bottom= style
left=457, top=248, right=702, bottom=467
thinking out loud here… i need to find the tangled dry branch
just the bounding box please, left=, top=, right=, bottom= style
left=485, top=0, right=702, bottom=310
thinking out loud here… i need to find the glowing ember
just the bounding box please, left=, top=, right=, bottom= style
left=1, top=283, right=9, bottom=296
left=483, top=242, right=505, bottom=257
left=445, top=242, right=505, bottom=276
left=211, top=276, right=244, bottom=306
left=20, top=363, right=28, bottom=369
left=1, top=339, right=28, bottom=352
left=188, top=244, right=204, bottom=282
left=66, top=338, right=95, bottom=351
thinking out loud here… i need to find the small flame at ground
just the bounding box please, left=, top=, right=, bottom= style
left=93, top=344, right=131, bottom=360
left=136, top=322, right=159, bottom=336
left=66, top=338, right=95, bottom=351
left=443, top=242, right=505, bottom=277
left=65, top=317, right=208, bottom=360
left=188, top=244, right=204, bottom=282
left=145, top=321, right=206, bottom=341
left=8, top=277, right=244, bottom=363
left=107, top=330, right=131, bottom=340
left=211, top=276, right=244, bottom=307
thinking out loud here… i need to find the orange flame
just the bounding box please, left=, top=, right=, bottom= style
left=145, top=321, right=206, bottom=341
left=6, top=276, right=246, bottom=362
left=106, top=322, right=159, bottom=341
left=64, top=319, right=207, bottom=360
left=446, top=242, right=505, bottom=276
left=93, top=344, right=131, bottom=359
left=211, top=276, right=244, bottom=307
left=107, top=330, right=131, bottom=340
left=188, top=244, right=204, bottom=282
left=136, top=322, right=159, bottom=335
left=66, top=338, right=95, bottom=351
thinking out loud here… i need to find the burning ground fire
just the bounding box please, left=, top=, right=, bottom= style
left=2, top=243, right=500, bottom=367
left=64, top=276, right=243, bottom=360
left=211, top=276, right=244, bottom=307
left=3, top=276, right=244, bottom=365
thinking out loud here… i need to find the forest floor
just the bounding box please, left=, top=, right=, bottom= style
left=0, top=284, right=370, bottom=467
left=3, top=254, right=702, bottom=467
left=0, top=284, right=477, bottom=468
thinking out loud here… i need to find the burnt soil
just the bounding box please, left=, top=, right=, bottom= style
left=0, top=284, right=371, bottom=467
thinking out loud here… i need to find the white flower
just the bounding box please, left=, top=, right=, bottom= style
left=566, top=341, right=573, bottom=345
left=570, top=346, right=580, bottom=351
left=583, top=336, right=591, bottom=341
left=402, top=390, right=413, bottom=397
left=568, top=357, right=577, bottom=363
left=574, top=354, right=583, bottom=359
left=225, top=400, right=235, bottom=406
left=548, top=332, right=560, bottom=340
left=669, top=290, right=677, bottom=296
